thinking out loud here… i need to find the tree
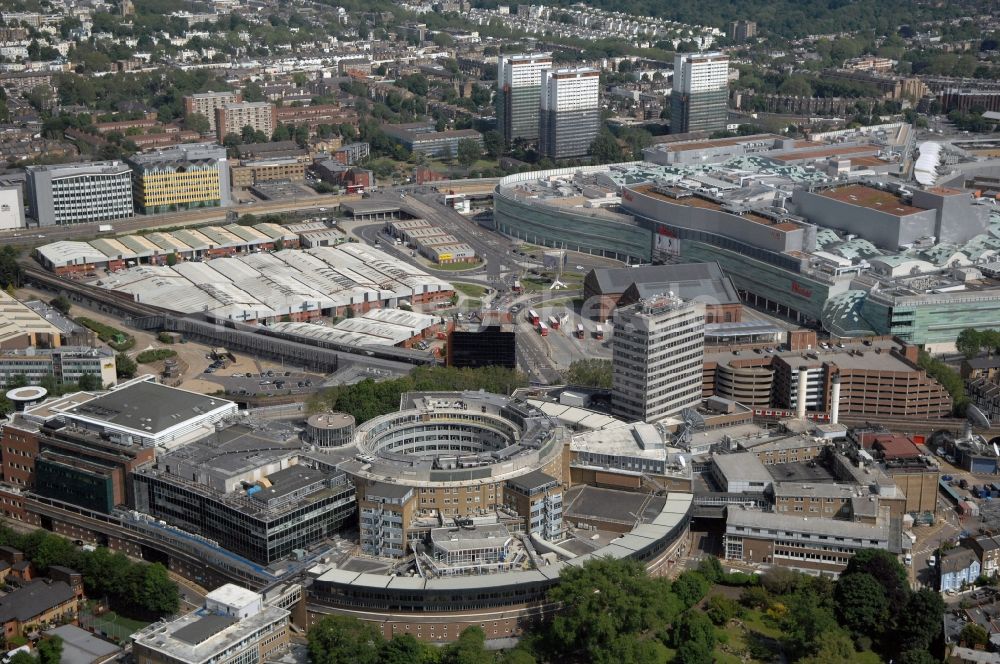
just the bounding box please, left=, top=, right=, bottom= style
left=135, top=563, right=180, bottom=615
left=833, top=572, right=889, bottom=638
left=457, top=138, right=482, bottom=168
left=184, top=113, right=211, bottom=134
left=549, top=557, right=680, bottom=664
left=49, top=295, right=71, bottom=315
left=705, top=593, right=741, bottom=625
left=483, top=130, right=504, bottom=158
left=116, top=352, right=137, bottom=379
left=843, top=548, right=909, bottom=609
left=896, top=588, right=945, bottom=651
left=165, top=252, right=177, bottom=267
left=379, top=634, right=435, bottom=664
left=696, top=556, right=724, bottom=584
left=782, top=588, right=841, bottom=659
left=8, top=654, right=35, bottom=664
left=308, top=616, right=383, bottom=664
left=671, top=610, right=715, bottom=664
left=589, top=131, right=623, bottom=164
left=565, top=359, right=612, bottom=388
left=672, top=571, right=709, bottom=608
left=798, top=631, right=856, bottom=664
left=441, top=626, right=492, bottom=664
left=961, top=622, right=989, bottom=648
left=77, top=372, right=102, bottom=391
left=242, top=80, right=265, bottom=102
left=0, top=245, right=22, bottom=289
left=36, top=636, right=62, bottom=664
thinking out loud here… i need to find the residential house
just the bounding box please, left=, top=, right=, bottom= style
left=0, top=579, right=80, bottom=644
left=967, top=535, right=1000, bottom=578
left=940, top=546, right=982, bottom=592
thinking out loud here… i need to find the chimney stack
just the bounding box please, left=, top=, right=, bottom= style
left=830, top=374, right=841, bottom=425
left=796, top=367, right=808, bottom=419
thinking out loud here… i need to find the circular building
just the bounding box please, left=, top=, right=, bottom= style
left=6, top=386, right=47, bottom=411
left=305, top=412, right=355, bottom=447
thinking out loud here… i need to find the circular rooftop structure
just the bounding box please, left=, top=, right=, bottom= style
left=6, top=386, right=47, bottom=411
left=305, top=412, right=356, bottom=448
left=347, top=393, right=564, bottom=487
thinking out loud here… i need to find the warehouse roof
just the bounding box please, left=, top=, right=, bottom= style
left=0, top=290, right=63, bottom=345
left=35, top=240, right=106, bottom=268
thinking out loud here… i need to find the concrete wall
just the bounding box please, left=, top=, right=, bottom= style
left=792, top=189, right=937, bottom=249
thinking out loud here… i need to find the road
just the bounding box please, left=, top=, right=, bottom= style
left=910, top=495, right=962, bottom=591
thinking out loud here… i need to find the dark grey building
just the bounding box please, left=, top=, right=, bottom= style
left=132, top=423, right=356, bottom=564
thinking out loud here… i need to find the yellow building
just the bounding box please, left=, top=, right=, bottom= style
left=127, top=144, right=230, bottom=214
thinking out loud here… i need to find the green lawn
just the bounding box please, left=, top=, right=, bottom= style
left=453, top=282, right=487, bottom=298
left=433, top=261, right=482, bottom=271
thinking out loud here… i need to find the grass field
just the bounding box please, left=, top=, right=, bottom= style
left=453, top=283, right=487, bottom=298
left=434, top=261, right=482, bottom=271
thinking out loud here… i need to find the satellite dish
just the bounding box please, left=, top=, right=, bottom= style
left=968, top=404, right=991, bottom=430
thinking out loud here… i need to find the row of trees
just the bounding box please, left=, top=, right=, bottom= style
left=306, top=366, right=529, bottom=423
left=918, top=349, right=968, bottom=414
left=564, top=359, right=613, bottom=389
left=956, top=327, right=1000, bottom=359
left=0, top=526, right=179, bottom=619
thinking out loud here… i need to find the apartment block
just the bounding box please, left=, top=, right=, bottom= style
left=670, top=52, right=729, bottom=134
left=215, top=102, right=277, bottom=142
left=497, top=52, right=552, bottom=144
left=182, top=90, right=242, bottom=132
left=538, top=67, right=600, bottom=159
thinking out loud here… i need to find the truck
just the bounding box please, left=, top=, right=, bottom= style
left=97, top=224, right=113, bottom=233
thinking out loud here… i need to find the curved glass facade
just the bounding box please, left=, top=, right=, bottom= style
left=494, top=192, right=652, bottom=263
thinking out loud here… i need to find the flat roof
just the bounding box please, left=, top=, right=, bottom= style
left=563, top=485, right=663, bottom=525
left=341, top=200, right=402, bottom=215
left=43, top=625, right=120, bottom=664
left=818, top=184, right=924, bottom=216
left=713, top=452, right=772, bottom=484
left=727, top=507, right=888, bottom=541
left=65, top=380, right=233, bottom=435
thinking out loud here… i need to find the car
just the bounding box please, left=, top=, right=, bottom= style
left=232, top=373, right=243, bottom=377
left=267, top=370, right=274, bottom=377
left=284, top=371, right=291, bottom=376
left=575, top=265, right=584, bottom=270
left=204, top=368, right=215, bottom=374
left=259, top=380, right=271, bottom=386
left=297, top=381, right=304, bottom=387
left=245, top=372, right=253, bottom=378
left=928, top=556, right=937, bottom=567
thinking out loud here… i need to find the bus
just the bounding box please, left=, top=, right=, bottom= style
left=595, top=325, right=604, bottom=340
left=538, top=321, right=548, bottom=336
left=528, top=309, right=540, bottom=325
left=549, top=315, right=560, bottom=330
left=512, top=280, right=522, bottom=293
left=576, top=323, right=585, bottom=339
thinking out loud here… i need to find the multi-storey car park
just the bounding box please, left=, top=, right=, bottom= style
left=491, top=127, right=1000, bottom=350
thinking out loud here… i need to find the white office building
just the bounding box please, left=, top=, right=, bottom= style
left=539, top=67, right=601, bottom=159
left=612, top=294, right=706, bottom=423
left=0, top=186, right=24, bottom=230
left=26, top=161, right=134, bottom=227
left=497, top=52, right=552, bottom=143
left=670, top=52, right=729, bottom=134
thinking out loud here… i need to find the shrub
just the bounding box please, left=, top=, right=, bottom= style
left=135, top=349, right=177, bottom=364
left=76, top=317, right=134, bottom=351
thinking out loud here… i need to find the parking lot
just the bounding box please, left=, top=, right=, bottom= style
left=200, top=362, right=321, bottom=397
